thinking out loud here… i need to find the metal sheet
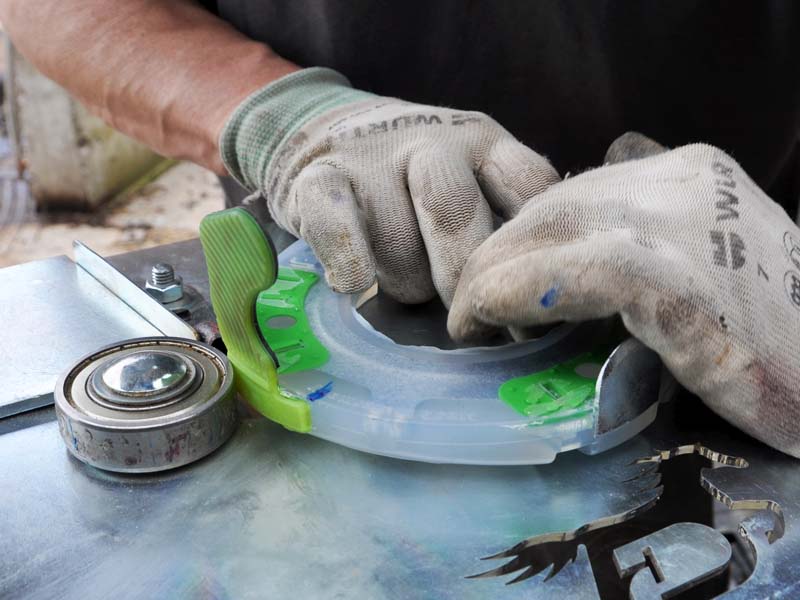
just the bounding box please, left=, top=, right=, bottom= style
left=0, top=412, right=659, bottom=600
left=5, top=398, right=800, bottom=598
left=0, top=256, right=162, bottom=417
left=5, top=239, right=800, bottom=598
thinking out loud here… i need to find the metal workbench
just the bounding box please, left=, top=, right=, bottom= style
left=2, top=239, right=799, bottom=599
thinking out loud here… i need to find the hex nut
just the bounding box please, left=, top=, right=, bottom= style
left=146, top=277, right=184, bottom=304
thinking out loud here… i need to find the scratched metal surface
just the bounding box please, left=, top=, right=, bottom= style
left=4, top=239, right=800, bottom=598
left=3, top=398, right=800, bottom=599
left=0, top=409, right=657, bottom=599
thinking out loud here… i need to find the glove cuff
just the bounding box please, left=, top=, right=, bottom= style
left=220, top=67, right=374, bottom=191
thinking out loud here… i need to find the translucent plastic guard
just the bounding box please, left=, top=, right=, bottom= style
left=267, top=241, right=655, bottom=465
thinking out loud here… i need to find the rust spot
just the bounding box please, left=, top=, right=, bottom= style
left=164, top=432, right=190, bottom=462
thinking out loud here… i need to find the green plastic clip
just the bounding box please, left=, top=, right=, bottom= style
left=498, top=350, right=609, bottom=425
left=256, top=268, right=329, bottom=374
left=199, top=208, right=311, bottom=432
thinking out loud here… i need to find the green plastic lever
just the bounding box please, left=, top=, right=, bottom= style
left=199, top=208, right=311, bottom=432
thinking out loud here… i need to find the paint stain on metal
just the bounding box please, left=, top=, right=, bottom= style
left=65, top=420, right=79, bottom=450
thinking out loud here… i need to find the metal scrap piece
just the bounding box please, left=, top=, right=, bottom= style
left=613, top=522, right=732, bottom=599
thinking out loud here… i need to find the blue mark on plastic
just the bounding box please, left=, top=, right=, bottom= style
left=540, top=286, right=559, bottom=308
left=307, top=381, right=333, bottom=402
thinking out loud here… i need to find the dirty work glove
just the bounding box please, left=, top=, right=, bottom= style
left=220, top=67, right=559, bottom=305
left=449, top=133, right=800, bottom=457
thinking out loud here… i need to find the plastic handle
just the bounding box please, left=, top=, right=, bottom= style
left=199, top=208, right=311, bottom=432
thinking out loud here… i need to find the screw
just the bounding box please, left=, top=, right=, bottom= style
left=151, top=263, right=175, bottom=286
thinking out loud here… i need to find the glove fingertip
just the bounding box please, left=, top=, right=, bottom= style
left=325, top=267, right=376, bottom=295
left=447, top=309, right=495, bottom=342
left=447, top=285, right=495, bottom=342
left=604, top=132, right=667, bottom=165
left=478, top=138, right=560, bottom=219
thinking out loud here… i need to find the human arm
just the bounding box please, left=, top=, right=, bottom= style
left=0, top=0, right=299, bottom=173
left=0, top=0, right=562, bottom=305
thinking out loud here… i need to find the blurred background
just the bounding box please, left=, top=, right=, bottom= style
left=0, top=31, right=224, bottom=268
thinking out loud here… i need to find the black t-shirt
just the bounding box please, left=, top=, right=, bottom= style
left=203, top=0, right=800, bottom=213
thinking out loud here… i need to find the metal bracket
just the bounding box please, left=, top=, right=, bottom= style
left=73, top=240, right=197, bottom=340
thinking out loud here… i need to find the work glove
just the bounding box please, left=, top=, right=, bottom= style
left=220, top=67, right=559, bottom=305
left=448, top=133, right=800, bottom=458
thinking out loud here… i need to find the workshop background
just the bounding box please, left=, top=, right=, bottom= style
left=0, top=33, right=224, bottom=268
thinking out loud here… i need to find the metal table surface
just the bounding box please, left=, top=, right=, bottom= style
left=3, top=239, right=800, bottom=599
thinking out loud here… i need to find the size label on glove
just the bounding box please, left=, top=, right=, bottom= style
left=784, top=231, right=800, bottom=271
left=784, top=270, right=800, bottom=310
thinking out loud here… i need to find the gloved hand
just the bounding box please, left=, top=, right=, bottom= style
left=449, top=134, right=800, bottom=457
left=220, top=67, right=559, bottom=305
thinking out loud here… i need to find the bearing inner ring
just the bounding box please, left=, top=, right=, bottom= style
left=87, top=349, right=204, bottom=411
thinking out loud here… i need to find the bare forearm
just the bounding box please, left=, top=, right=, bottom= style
left=0, top=0, right=299, bottom=172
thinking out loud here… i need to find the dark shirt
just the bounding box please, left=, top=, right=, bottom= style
left=204, top=0, right=800, bottom=213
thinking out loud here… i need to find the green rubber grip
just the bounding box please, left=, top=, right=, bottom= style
left=199, top=208, right=311, bottom=432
